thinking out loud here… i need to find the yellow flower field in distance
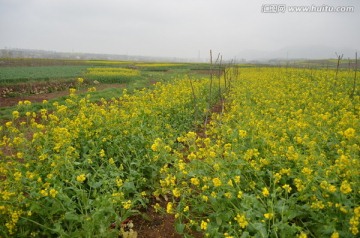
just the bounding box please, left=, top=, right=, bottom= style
left=84, top=67, right=141, bottom=83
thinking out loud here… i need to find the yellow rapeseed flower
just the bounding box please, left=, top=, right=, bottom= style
left=12, top=111, right=19, bottom=119
left=153, top=203, right=161, bottom=212
left=234, top=213, right=248, bottom=229
left=234, top=176, right=240, bottom=184
left=108, top=158, right=115, bottom=165
left=200, top=220, right=208, bottom=230
left=14, top=172, right=22, bottom=181
left=116, top=178, right=123, bottom=187
left=212, top=177, right=222, bottom=187
left=40, top=189, right=48, bottom=196
left=122, top=200, right=132, bottom=210
left=343, top=128, right=356, bottom=139
left=225, top=192, right=232, bottom=199
left=330, top=231, right=339, bottom=238
left=354, top=207, right=360, bottom=217
left=99, top=149, right=105, bottom=158
left=282, top=184, right=292, bottom=193
left=237, top=191, right=243, bottom=199
left=172, top=188, right=181, bottom=198
left=190, top=177, right=200, bottom=186
left=77, top=77, right=84, bottom=83
left=264, top=213, right=274, bottom=219
left=202, top=195, right=208, bottom=202
left=340, top=180, right=352, bottom=194
left=262, top=187, right=270, bottom=197
left=224, top=233, right=234, bottom=238
left=76, top=174, right=86, bottom=183
left=49, top=189, right=58, bottom=198
left=166, top=202, right=173, bottom=214
left=298, top=232, right=307, bottom=238
left=238, top=130, right=247, bottom=138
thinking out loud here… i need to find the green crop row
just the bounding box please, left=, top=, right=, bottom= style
left=0, top=66, right=88, bottom=85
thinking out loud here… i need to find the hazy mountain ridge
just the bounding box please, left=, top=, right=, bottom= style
left=1, top=46, right=358, bottom=63
left=0, top=48, right=199, bottom=63
left=237, top=45, right=358, bottom=61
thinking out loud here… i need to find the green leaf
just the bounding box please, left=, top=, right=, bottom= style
left=251, top=222, right=267, bottom=237
left=123, top=181, right=136, bottom=193
left=216, top=216, right=222, bottom=226
left=64, top=212, right=80, bottom=222
left=175, top=223, right=185, bottom=234
left=90, top=181, right=103, bottom=189
left=240, top=231, right=250, bottom=238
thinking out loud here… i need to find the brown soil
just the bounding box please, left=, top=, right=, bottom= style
left=0, top=80, right=77, bottom=98
left=131, top=198, right=203, bottom=238
left=197, top=99, right=225, bottom=138
left=132, top=208, right=182, bottom=238
left=0, top=83, right=125, bottom=107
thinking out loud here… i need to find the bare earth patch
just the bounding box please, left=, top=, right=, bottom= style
left=131, top=198, right=203, bottom=238
left=0, top=83, right=125, bottom=107
left=132, top=208, right=182, bottom=238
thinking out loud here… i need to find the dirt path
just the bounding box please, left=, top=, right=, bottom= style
left=132, top=203, right=182, bottom=238
left=132, top=99, right=225, bottom=238
left=132, top=198, right=202, bottom=238
left=0, top=83, right=125, bottom=107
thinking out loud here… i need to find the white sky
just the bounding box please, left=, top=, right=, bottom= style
left=0, top=0, right=359, bottom=59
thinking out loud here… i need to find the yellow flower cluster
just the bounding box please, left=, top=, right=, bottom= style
left=234, top=213, right=248, bottom=229
left=350, top=207, right=360, bottom=235
left=136, top=63, right=185, bottom=67
left=86, top=67, right=140, bottom=77
left=77, top=77, right=84, bottom=84
left=155, top=68, right=359, bottom=237
left=0, top=74, right=215, bottom=236
left=84, top=67, right=140, bottom=83
left=76, top=174, right=86, bottom=183
left=1, top=66, right=358, bottom=236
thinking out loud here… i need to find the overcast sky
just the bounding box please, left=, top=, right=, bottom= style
left=0, top=0, right=359, bottom=60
